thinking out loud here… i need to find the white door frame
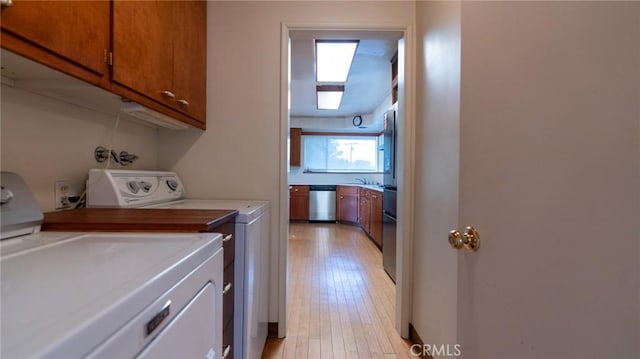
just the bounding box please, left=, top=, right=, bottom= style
left=278, top=21, right=416, bottom=338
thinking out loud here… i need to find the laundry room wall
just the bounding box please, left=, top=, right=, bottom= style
left=1, top=84, right=159, bottom=211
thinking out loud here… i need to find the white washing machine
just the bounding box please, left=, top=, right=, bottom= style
left=87, top=169, right=270, bottom=359
left=1, top=172, right=224, bottom=359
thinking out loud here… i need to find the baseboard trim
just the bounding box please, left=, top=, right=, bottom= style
left=267, top=322, right=279, bottom=338
left=409, top=323, right=433, bottom=359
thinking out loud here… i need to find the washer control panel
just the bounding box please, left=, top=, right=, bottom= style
left=87, top=169, right=185, bottom=208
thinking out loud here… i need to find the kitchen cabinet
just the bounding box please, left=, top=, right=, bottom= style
left=1, top=0, right=207, bottom=130
left=290, top=128, right=302, bottom=167
left=337, top=186, right=359, bottom=224
left=112, top=0, right=206, bottom=125
left=289, top=185, right=309, bottom=221
left=358, top=187, right=383, bottom=248
left=369, top=190, right=383, bottom=247
left=0, top=0, right=110, bottom=87
left=358, top=187, right=371, bottom=234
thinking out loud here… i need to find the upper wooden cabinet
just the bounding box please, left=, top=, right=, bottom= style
left=290, top=128, right=302, bottom=167
left=112, top=0, right=206, bottom=124
left=0, top=0, right=110, bottom=87
left=0, top=0, right=207, bottom=129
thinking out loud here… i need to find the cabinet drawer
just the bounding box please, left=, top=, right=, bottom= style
left=337, top=185, right=359, bottom=196
left=289, top=185, right=309, bottom=195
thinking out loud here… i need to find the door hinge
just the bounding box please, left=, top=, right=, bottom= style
left=109, top=52, right=113, bottom=66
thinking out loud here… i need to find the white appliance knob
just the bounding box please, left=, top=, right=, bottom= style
left=140, top=181, right=152, bottom=192
left=166, top=180, right=179, bottom=191
left=126, top=181, right=140, bottom=194
left=0, top=186, right=14, bottom=205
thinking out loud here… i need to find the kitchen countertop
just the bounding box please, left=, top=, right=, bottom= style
left=43, top=208, right=238, bottom=232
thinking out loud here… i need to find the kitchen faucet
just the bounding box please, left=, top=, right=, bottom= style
left=355, top=177, right=367, bottom=185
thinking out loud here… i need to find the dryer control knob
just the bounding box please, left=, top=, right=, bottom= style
left=166, top=179, right=179, bottom=191
left=126, top=181, right=140, bottom=194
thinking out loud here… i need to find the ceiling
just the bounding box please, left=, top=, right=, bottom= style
left=289, top=30, right=402, bottom=119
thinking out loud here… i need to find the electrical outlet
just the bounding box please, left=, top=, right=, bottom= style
left=55, top=181, right=79, bottom=210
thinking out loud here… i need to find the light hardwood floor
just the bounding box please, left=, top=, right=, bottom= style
left=261, top=223, right=413, bottom=359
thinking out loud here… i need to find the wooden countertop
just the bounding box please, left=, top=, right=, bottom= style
left=43, top=208, right=238, bottom=233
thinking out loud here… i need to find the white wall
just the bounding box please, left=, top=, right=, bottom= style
left=1, top=84, right=159, bottom=212
left=413, top=0, right=461, bottom=352
left=158, top=0, right=415, bottom=327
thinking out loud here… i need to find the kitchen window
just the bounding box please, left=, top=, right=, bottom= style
left=303, top=134, right=382, bottom=173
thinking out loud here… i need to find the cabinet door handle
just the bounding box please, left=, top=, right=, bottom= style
left=161, top=90, right=175, bottom=99
left=177, top=99, right=190, bottom=106
left=222, top=233, right=233, bottom=243
left=221, top=345, right=231, bottom=359
left=223, top=282, right=232, bottom=295
left=1, top=0, right=13, bottom=7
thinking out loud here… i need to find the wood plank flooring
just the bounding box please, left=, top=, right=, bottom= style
left=262, top=223, right=413, bottom=359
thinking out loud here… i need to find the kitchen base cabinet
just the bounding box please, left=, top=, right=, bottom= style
left=358, top=187, right=383, bottom=248
left=369, top=191, right=383, bottom=247
left=289, top=185, right=310, bottom=221
left=337, top=186, right=359, bottom=224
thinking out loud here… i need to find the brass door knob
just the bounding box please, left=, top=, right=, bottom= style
left=448, top=230, right=464, bottom=250
left=448, top=226, right=480, bottom=252
left=463, top=226, right=480, bottom=252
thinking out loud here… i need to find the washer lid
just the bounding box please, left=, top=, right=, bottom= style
left=1, top=231, right=221, bottom=359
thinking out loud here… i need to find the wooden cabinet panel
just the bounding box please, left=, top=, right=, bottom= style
left=356, top=187, right=383, bottom=248
left=289, top=185, right=309, bottom=221
left=337, top=186, right=359, bottom=223
left=112, top=0, right=206, bottom=127
left=290, top=128, right=302, bottom=167
left=172, top=0, right=206, bottom=122
left=112, top=1, right=174, bottom=107
left=1, top=0, right=110, bottom=86
left=359, top=188, right=370, bottom=234
left=370, top=191, right=383, bottom=247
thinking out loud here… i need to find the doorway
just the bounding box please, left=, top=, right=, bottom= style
left=278, top=23, right=416, bottom=341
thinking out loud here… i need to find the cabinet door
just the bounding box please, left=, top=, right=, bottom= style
left=337, top=186, right=359, bottom=224
left=1, top=0, right=110, bottom=85
left=172, top=0, right=206, bottom=123
left=370, top=192, right=383, bottom=247
left=290, top=128, right=302, bottom=167
left=112, top=1, right=174, bottom=107
left=359, top=195, right=370, bottom=233
left=289, top=186, right=309, bottom=221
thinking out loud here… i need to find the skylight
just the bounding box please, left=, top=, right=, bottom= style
left=315, top=40, right=359, bottom=83
left=316, top=85, right=344, bottom=110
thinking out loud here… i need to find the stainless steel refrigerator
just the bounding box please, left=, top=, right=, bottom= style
left=382, top=109, right=397, bottom=282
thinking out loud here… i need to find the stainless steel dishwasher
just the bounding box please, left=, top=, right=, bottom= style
left=308, top=185, right=336, bottom=221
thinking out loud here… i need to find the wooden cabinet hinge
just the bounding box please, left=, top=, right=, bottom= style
left=109, top=51, right=113, bottom=66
